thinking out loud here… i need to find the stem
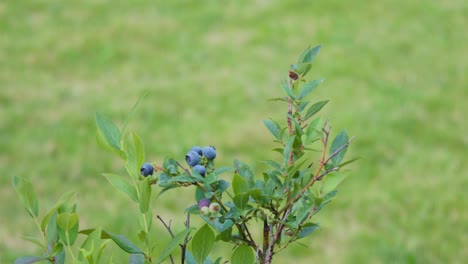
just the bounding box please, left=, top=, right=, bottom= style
left=157, top=215, right=175, bottom=264
left=181, top=214, right=191, bottom=264
left=278, top=124, right=330, bottom=214
left=261, top=219, right=269, bottom=263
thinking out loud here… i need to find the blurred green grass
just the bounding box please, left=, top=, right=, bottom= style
left=1, top=0, right=467, bottom=263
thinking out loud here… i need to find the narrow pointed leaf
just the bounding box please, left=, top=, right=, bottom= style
left=280, top=81, right=296, bottom=100
left=14, top=256, right=45, bottom=264
left=305, top=100, right=329, bottom=120
left=283, top=135, right=296, bottom=165
left=19, top=236, right=44, bottom=248
left=45, top=212, right=58, bottom=245
left=298, top=79, right=324, bottom=100
left=103, top=173, right=138, bottom=202
left=330, top=130, right=349, bottom=165
left=121, top=91, right=148, bottom=134
left=297, top=223, right=320, bottom=238
left=297, top=44, right=321, bottom=64
left=13, top=176, right=39, bottom=218
left=138, top=178, right=151, bottom=213
left=322, top=172, right=345, bottom=194
left=156, top=228, right=195, bottom=264
left=95, top=112, right=121, bottom=151
left=263, top=119, right=281, bottom=140
left=104, top=231, right=144, bottom=254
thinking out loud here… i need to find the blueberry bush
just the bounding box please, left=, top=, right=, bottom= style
left=13, top=45, right=356, bottom=264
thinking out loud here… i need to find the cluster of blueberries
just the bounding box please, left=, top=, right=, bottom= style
left=185, top=145, right=216, bottom=177
left=139, top=145, right=217, bottom=178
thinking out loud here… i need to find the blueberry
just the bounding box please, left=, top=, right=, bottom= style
left=140, top=163, right=154, bottom=177
left=202, top=146, right=216, bottom=160
left=193, top=165, right=206, bottom=176
left=190, top=146, right=203, bottom=156
left=198, top=198, right=211, bottom=209
left=185, top=151, right=200, bottom=167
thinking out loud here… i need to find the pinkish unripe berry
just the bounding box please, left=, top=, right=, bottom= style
left=198, top=198, right=211, bottom=209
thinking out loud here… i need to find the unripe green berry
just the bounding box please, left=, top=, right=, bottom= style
left=209, top=202, right=220, bottom=214
left=200, top=206, right=210, bottom=216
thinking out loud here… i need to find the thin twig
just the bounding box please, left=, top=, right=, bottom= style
left=181, top=213, right=191, bottom=264
left=156, top=215, right=175, bottom=263
left=176, top=161, right=191, bottom=176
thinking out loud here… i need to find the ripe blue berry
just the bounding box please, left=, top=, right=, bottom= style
left=140, top=163, right=154, bottom=177
left=190, top=146, right=203, bottom=156
left=193, top=164, right=206, bottom=176
left=202, top=146, right=216, bottom=160
left=198, top=198, right=211, bottom=209
left=185, top=151, right=200, bottom=167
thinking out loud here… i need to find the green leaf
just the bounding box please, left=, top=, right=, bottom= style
left=185, top=251, right=197, bottom=264
left=232, top=173, right=248, bottom=196
left=304, top=100, right=329, bottom=120
left=330, top=130, right=349, bottom=166
left=295, top=63, right=312, bottom=76
left=51, top=243, right=64, bottom=257
left=13, top=176, right=39, bottom=218
left=168, top=175, right=199, bottom=184
left=263, top=119, right=281, bottom=140
left=231, top=245, right=255, bottom=264
left=214, top=218, right=234, bottom=233
left=54, top=249, right=66, bottom=264
left=322, top=172, right=346, bottom=194
left=45, top=212, right=58, bottom=245
left=297, top=44, right=321, bottom=64
left=338, top=157, right=361, bottom=168
left=14, top=256, right=45, bottom=264
left=233, top=193, right=249, bottom=210
left=138, top=178, right=151, bottom=214
left=283, top=135, right=296, bottom=165
left=95, top=112, right=121, bottom=151
left=103, top=173, right=138, bottom=202
left=297, top=223, right=319, bottom=238
left=121, top=91, right=148, bottom=135
left=123, top=132, right=145, bottom=180
left=105, top=231, right=144, bottom=254
left=57, top=212, right=79, bottom=246
left=263, top=160, right=282, bottom=171
left=298, top=79, right=324, bottom=100
left=280, top=81, right=296, bottom=100
left=78, top=227, right=102, bottom=261
left=156, top=227, right=195, bottom=264
left=234, top=160, right=255, bottom=187
left=248, top=188, right=265, bottom=203
left=129, top=254, right=145, bottom=264
left=192, top=224, right=215, bottom=264
left=41, top=192, right=76, bottom=232
left=19, top=236, right=44, bottom=249
left=267, top=97, right=288, bottom=103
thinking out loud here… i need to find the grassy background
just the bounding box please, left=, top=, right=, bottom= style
left=1, top=0, right=467, bottom=263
